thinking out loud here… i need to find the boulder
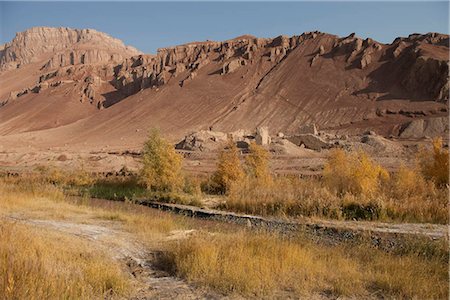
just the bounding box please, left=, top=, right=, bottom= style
left=39, top=81, right=49, bottom=92
left=287, top=134, right=330, bottom=151
left=255, top=126, right=271, bottom=146
left=8, top=91, right=17, bottom=101
left=399, top=117, right=448, bottom=138
left=175, top=130, right=228, bottom=151
left=360, top=134, right=402, bottom=152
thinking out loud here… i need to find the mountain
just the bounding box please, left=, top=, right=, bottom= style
left=0, top=27, right=448, bottom=150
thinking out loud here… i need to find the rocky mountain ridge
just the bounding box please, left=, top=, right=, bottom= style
left=0, top=27, right=448, bottom=149
left=0, top=27, right=140, bottom=71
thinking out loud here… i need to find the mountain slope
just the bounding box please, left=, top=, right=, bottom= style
left=0, top=27, right=447, bottom=150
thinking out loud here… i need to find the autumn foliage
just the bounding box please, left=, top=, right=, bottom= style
left=211, top=138, right=244, bottom=194
left=140, top=129, right=184, bottom=192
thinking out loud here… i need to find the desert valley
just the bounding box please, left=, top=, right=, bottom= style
left=0, top=21, right=449, bottom=299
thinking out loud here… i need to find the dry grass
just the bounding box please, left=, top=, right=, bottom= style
left=166, top=231, right=448, bottom=298
left=166, top=232, right=363, bottom=297
left=225, top=176, right=342, bottom=219
left=0, top=177, right=184, bottom=246
left=0, top=178, right=184, bottom=299
left=0, top=175, right=448, bottom=299
left=224, top=146, right=448, bottom=224
left=0, top=222, right=129, bottom=299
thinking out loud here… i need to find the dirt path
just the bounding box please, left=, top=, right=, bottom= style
left=3, top=215, right=222, bottom=300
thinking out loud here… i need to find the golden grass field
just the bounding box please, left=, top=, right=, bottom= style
left=1, top=176, right=448, bottom=299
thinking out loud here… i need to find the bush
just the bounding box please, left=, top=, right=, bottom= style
left=323, top=149, right=389, bottom=196
left=140, top=129, right=184, bottom=192
left=211, top=139, right=244, bottom=194
left=342, top=199, right=385, bottom=221
left=418, top=137, right=449, bottom=187
left=391, top=164, right=428, bottom=198
left=33, top=165, right=94, bottom=186
left=87, top=177, right=147, bottom=201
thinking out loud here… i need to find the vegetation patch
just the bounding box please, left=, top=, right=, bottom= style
left=0, top=222, right=130, bottom=299
left=165, top=231, right=448, bottom=298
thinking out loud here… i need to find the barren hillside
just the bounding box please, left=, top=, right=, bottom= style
left=0, top=27, right=448, bottom=150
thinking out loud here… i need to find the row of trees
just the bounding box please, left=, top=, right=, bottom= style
left=140, top=129, right=272, bottom=194
left=140, top=129, right=449, bottom=196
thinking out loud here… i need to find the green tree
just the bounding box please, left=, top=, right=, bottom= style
left=140, top=129, right=183, bottom=192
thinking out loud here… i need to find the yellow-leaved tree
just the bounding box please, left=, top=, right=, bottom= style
left=212, top=138, right=244, bottom=194
left=245, top=142, right=272, bottom=186
left=418, top=137, right=449, bottom=187
left=140, top=129, right=183, bottom=192
left=323, top=149, right=389, bottom=196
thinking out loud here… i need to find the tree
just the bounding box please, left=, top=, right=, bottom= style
left=212, top=138, right=244, bottom=194
left=323, top=149, right=389, bottom=196
left=140, top=129, right=183, bottom=192
left=418, top=137, right=449, bottom=187
left=245, top=142, right=272, bottom=185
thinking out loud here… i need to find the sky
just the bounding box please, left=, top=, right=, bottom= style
left=1, top=1, right=448, bottom=53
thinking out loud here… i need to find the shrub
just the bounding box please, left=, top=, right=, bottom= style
left=323, top=149, right=389, bottom=196
left=33, top=165, right=94, bottom=186
left=245, top=142, right=272, bottom=186
left=140, top=129, right=183, bottom=192
left=88, top=177, right=147, bottom=201
left=418, top=137, right=449, bottom=187
left=391, top=164, right=427, bottom=197
left=211, top=139, right=244, bottom=194
left=342, top=199, right=385, bottom=221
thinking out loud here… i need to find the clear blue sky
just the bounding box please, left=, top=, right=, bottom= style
left=1, top=1, right=448, bottom=53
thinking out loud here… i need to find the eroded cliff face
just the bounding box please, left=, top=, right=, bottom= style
left=0, top=27, right=140, bottom=71
left=0, top=27, right=448, bottom=141
left=109, top=31, right=449, bottom=104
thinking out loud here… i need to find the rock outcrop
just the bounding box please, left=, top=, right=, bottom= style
left=176, top=130, right=228, bottom=151
left=399, top=117, right=449, bottom=138
left=287, top=134, right=330, bottom=151
left=255, top=127, right=271, bottom=146
left=0, top=27, right=140, bottom=71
